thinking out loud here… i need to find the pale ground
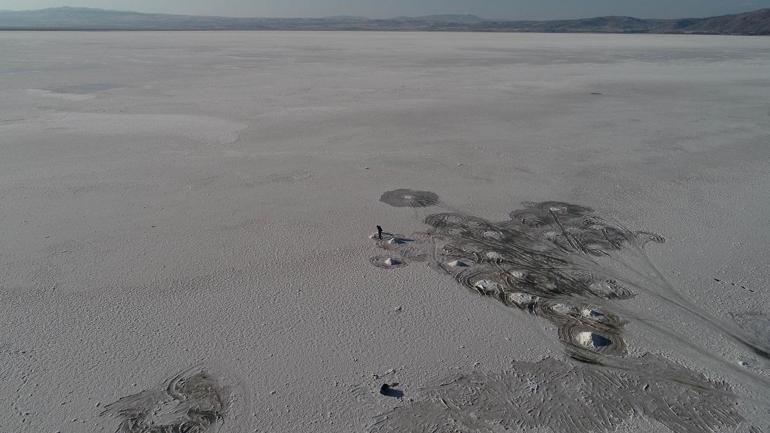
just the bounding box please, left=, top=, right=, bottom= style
left=1, top=31, right=769, bottom=433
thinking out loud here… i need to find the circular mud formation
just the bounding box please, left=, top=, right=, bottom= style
left=367, top=196, right=673, bottom=364
left=558, top=322, right=627, bottom=361
left=373, top=234, right=412, bottom=250
left=588, top=279, right=636, bottom=299
left=371, top=233, right=427, bottom=262
left=370, top=255, right=408, bottom=270
left=424, top=212, right=490, bottom=230
left=380, top=189, right=440, bottom=208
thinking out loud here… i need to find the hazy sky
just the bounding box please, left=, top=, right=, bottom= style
left=2, top=0, right=769, bottom=19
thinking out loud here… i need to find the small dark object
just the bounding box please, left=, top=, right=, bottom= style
left=377, top=225, right=383, bottom=240
left=380, top=383, right=403, bottom=398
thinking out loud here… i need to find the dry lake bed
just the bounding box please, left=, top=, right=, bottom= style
left=1, top=31, right=769, bottom=433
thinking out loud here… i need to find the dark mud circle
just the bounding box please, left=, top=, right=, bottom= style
left=379, top=189, right=440, bottom=208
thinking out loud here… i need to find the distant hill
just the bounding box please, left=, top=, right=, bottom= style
left=665, top=8, right=770, bottom=34
left=0, top=6, right=768, bottom=35
left=393, top=14, right=486, bottom=24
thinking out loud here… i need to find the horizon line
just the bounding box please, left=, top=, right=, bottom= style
left=2, top=5, right=768, bottom=22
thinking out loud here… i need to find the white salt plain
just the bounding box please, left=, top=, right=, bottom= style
left=1, top=31, right=769, bottom=432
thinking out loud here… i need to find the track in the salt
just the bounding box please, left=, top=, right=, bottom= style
left=101, top=367, right=233, bottom=433
left=369, top=355, right=757, bottom=433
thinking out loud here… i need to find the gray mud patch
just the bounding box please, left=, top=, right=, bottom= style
left=369, top=355, right=755, bottom=433
left=370, top=195, right=770, bottom=375
left=102, top=367, right=231, bottom=433
left=372, top=199, right=661, bottom=363
left=380, top=189, right=440, bottom=208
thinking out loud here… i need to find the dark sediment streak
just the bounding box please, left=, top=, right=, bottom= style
left=731, top=312, right=770, bottom=361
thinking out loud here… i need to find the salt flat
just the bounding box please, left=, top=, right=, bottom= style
left=1, top=31, right=769, bottom=433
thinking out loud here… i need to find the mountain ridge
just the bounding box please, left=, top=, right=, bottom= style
left=1, top=6, right=768, bottom=35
